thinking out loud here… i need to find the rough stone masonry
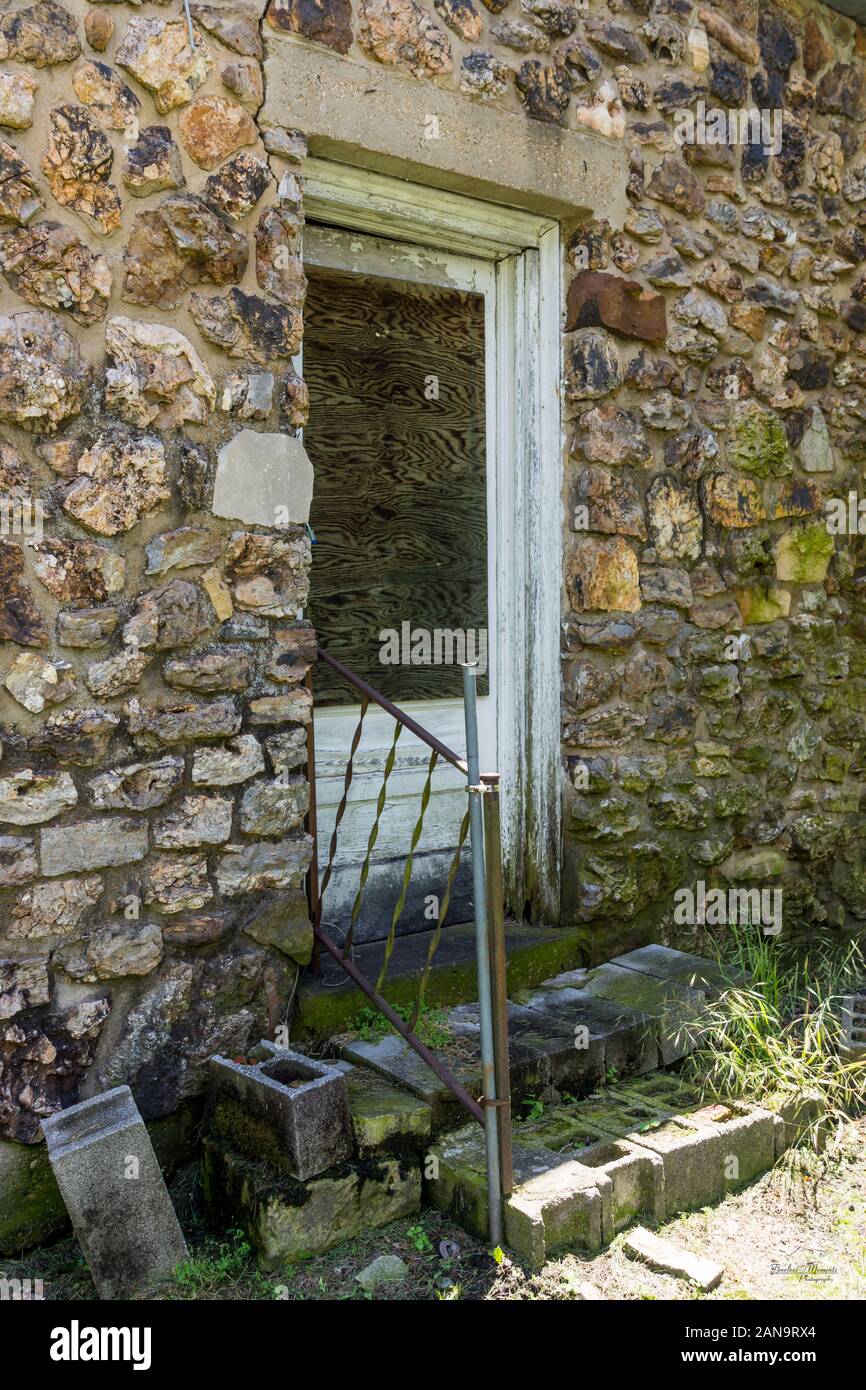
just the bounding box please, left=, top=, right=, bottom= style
left=1, top=0, right=866, bottom=1249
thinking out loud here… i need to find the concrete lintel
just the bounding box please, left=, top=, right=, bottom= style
left=263, top=38, right=629, bottom=225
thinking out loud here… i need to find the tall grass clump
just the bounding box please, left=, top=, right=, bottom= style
left=685, top=925, right=866, bottom=1147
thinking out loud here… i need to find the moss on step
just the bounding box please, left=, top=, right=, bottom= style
left=343, top=1066, right=432, bottom=1156
left=293, top=926, right=588, bottom=1043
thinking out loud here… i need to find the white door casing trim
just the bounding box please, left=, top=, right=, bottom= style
left=303, top=159, right=563, bottom=923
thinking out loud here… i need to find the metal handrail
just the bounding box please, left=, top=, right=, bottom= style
left=316, top=645, right=468, bottom=774
left=305, top=644, right=512, bottom=1241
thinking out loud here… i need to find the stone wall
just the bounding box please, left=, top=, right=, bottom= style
left=258, top=0, right=866, bottom=958
left=3, top=0, right=866, bottom=1245
left=0, top=0, right=315, bottom=1182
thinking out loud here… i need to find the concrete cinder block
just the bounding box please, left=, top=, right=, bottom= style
left=573, top=1137, right=665, bottom=1244
left=208, top=1042, right=352, bottom=1180
left=622, top=1115, right=726, bottom=1217
left=426, top=1125, right=605, bottom=1269
left=41, top=1086, right=188, bottom=1299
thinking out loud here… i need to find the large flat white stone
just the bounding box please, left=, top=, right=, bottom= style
left=213, top=430, right=314, bottom=527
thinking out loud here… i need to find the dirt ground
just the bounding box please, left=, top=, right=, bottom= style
left=6, top=1116, right=864, bottom=1301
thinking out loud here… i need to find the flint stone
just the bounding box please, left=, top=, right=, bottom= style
left=565, top=329, right=622, bottom=401
left=142, top=854, right=213, bottom=914
left=648, top=476, right=702, bottom=560
left=123, top=126, right=186, bottom=198
left=817, top=63, right=866, bottom=121
left=153, top=794, right=233, bottom=849
left=191, top=3, right=264, bottom=57
left=123, top=193, right=249, bottom=311
left=56, top=920, right=163, bottom=982
left=84, top=646, right=152, bottom=699
left=0, top=954, right=50, bottom=1019
left=124, top=578, right=215, bottom=652
left=84, top=10, right=114, bottom=53
left=31, top=708, right=120, bottom=768
left=216, top=834, right=312, bottom=895
left=62, top=430, right=170, bottom=537
left=568, top=536, right=641, bottom=613
left=33, top=538, right=124, bottom=603
left=190, top=287, right=302, bottom=364
left=572, top=405, right=651, bottom=468
left=4, top=652, right=75, bottom=714
left=0, top=137, right=40, bottom=227
left=515, top=60, right=571, bottom=125
left=239, top=777, right=308, bottom=836
left=41, top=104, right=122, bottom=237
left=116, top=17, right=213, bottom=114
left=221, top=370, right=275, bottom=419
left=567, top=271, right=666, bottom=343
left=205, top=153, right=271, bottom=221
left=573, top=466, right=646, bottom=539
left=0, top=70, right=38, bottom=130
left=647, top=156, right=705, bottom=217
left=0, top=221, right=111, bottom=325
left=146, top=528, right=222, bottom=575
left=0, top=834, right=37, bottom=885
left=42, top=1086, right=188, bottom=1298
left=105, top=315, right=216, bottom=429
left=40, top=817, right=148, bottom=876
left=0, top=308, right=86, bottom=432
left=72, top=60, right=140, bottom=134
left=179, top=95, right=257, bottom=170
left=192, top=734, right=265, bottom=786
left=7, top=876, right=102, bottom=940
left=357, top=0, right=452, bottom=79
left=255, top=206, right=306, bottom=307
left=0, top=769, right=77, bottom=825
left=88, top=757, right=184, bottom=812
left=225, top=528, right=309, bottom=618
left=163, top=646, right=252, bottom=693
left=126, top=696, right=242, bottom=748
left=701, top=473, right=765, bottom=528
left=0, top=543, right=46, bottom=648
left=265, top=729, right=306, bottom=773
left=248, top=690, right=312, bottom=725
left=266, top=0, right=353, bottom=53
left=214, top=431, right=314, bottom=527
left=0, top=998, right=110, bottom=1144
left=798, top=407, right=833, bottom=473
left=0, top=2, right=80, bottom=68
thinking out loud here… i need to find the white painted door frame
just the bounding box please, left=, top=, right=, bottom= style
left=302, top=158, right=563, bottom=924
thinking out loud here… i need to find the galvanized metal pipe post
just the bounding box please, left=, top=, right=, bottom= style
left=463, top=664, right=503, bottom=1247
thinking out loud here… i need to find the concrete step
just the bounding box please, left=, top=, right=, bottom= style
left=292, top=921, right=587, bottom=1042
left=339, top=946, right=729, bottom=1128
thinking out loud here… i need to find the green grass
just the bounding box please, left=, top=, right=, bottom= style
left=348, top=1002, right=455, bottom=1051
left=685, top=924, right=866, bottom=1152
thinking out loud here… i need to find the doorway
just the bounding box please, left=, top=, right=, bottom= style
left=300, top=161, right=563, bottom=934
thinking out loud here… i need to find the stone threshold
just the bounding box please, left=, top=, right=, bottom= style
left=292, top=921, right=588, bottom=1042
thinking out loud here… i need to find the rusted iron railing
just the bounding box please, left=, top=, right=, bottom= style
left=304, top=645, right=513, bottom=1239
